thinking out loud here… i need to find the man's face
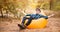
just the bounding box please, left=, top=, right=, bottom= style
left=36, top=9, right=41, bottom=14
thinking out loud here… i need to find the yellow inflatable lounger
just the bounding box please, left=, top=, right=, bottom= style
left=25, top=18, right=48, bottom=29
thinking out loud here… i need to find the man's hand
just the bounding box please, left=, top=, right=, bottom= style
left=48, top=14, right=55, bottom=18
left=21, top=11, right=27, bottom=15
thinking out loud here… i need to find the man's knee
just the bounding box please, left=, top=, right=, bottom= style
left=23, top=16, right=26, bottom=18
left=23, top=16, right=27, bottom=19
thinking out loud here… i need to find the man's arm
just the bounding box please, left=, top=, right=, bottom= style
left=48, top=14, right=55, bottom=18
left=40, top=14, right=55, bottom=19
left=40, top=14, right=48, bottom=19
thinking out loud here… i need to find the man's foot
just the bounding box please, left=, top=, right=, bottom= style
left=18, top=24, right=26, bottom=30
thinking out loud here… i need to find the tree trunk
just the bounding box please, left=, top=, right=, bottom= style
left=6, top=10, right=8, bottom=17
left=50, top=0, right=53, bottom=10
left=1, top=9, right=3, bottom=18
left=50, top=0, right=51, bottom=10
left=0, top=5, right=3, bottom=18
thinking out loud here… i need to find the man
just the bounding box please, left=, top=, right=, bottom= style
left=18, top=8, right=54, bottom=29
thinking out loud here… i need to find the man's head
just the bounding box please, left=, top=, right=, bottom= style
left=36, top=8, right=41, bottom=14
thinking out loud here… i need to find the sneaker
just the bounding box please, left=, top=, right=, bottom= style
left=18, top=24, right=26, bottom=30
left=21, top=23, right=26, bottom=28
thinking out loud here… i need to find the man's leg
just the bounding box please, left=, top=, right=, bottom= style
left=18, top=16, right=28, bottom=29
left=26, top=16, right=33, bottom=26
left=22, top=17, right=27, bottom=24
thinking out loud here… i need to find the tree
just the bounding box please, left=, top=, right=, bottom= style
left=0, top=0, right=28, bottom=18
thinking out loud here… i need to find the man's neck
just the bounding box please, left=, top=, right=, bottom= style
left=36, top=13, right=41, bottom=14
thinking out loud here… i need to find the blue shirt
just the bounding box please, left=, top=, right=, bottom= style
left=25, top=14, right=48, bottom=19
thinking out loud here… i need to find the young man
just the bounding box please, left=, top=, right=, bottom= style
left=18, top=8, right=54, bottom=29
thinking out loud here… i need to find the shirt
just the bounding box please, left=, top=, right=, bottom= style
left=25, top=14, right=48, bottom=19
